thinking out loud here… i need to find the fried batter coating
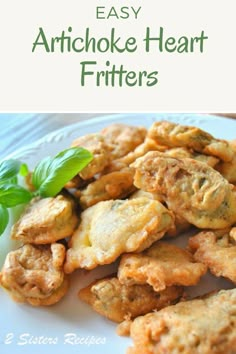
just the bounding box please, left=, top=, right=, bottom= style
left=230, top=227, right=236, bottom=241
left=148, top=120, right=234, bottom=162
left=71, top=134, right=113, bottom=179
left=105, top=138, right=164, bottom=173
left=11, top=195, right=79, bottom=244
left=127, top=288, right=236, bottom=354
left=65, top=175, right=95, bottom=189
left=216, top=141, right=236, bottom=183
left=189, top=229, right=236, bottom=283
left=79, top=169, right=136, bottom=209
left=0, top=243, right=68, bottom=306
left=118, top=242, right=207, bottom=291
left=64, top=198, right=174, bottom=272
left=129, top=189, right=191, bottom=237
left=194, top=153, right=219, bottom=168
left=114, top=145, right=219, bottom=176
left=163, top=147, right=220, bottom=168
left=133, top=152, right=236, bottom=229
left=101, top=123, right=147, bottom=159
left=78, top=276, right=183, bottom=323
left=129, top=190, right=163, bottom=202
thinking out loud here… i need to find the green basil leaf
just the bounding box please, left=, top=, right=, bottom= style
left=0, top=159, right=22, bottom=182
left=0, top=204, right=9, bottom=236
left=0, top=176, right=18, bottom=185
left=0, top=184, right=32, bottom=207
left=19, top=163, right=29, bottom=177
left=32, top=156, right=54, bottom=190
left=32, top=147, right=93, bottom=197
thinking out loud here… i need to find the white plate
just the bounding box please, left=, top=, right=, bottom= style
left=0, top=113, right=235, bottom=354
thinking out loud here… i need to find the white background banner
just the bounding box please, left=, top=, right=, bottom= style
left=0, top=0, right=235, bottom=111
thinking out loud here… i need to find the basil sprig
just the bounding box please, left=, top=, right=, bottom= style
left=0, top=204, right=9, bottom=235
left=0, top=147, right=93, bottom=236
left=33, top=147, right=93, bottom=197
left=0, top=159, right=22, bottom=184
left=0, top=159, right=31, bottom=235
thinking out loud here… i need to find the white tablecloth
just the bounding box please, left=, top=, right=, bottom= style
left=0, top=113, right=112, bottom=159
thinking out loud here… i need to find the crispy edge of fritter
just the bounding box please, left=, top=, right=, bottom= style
left=78, top=275, right=183, bottom=323
left=11, top=194, right=79, bottom=244
left=127, top=288, right=236, bottom=354
left=148, top=120, right=234, bottom=162
left=188, top=229, right=236, bottom=283
left=0, top=243, right=69, bottom=306
left=79, top=169, right=136, bottom=209
left=132, top=152, right=236, bottom=229
left=118, top=242, right=207, bottom=291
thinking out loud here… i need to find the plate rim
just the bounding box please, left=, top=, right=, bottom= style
left=1, top=113, right=235, bottom=162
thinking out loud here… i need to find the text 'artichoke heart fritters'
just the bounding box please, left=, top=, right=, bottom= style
left=79, top=169, right=136, bottom=209
left=133, top=152, right=236, bottom=229
left=78, top=276, right=183, bottom=323
left=189, top=228, right=236, bottom=284
left=148, top=120, right=234, bottom=162
left=118, top=242, right=207, bottom=291
left=11, top=195, right=79, bottom=244
left=0, top=243, right=68, bottom=306
left=128, top=288, right=236, bottom=354
left=100, top=123, right=147, bottom=159
left=64, top=197, right=174, bottom=273
left=71, top=134, right=113, bottom=180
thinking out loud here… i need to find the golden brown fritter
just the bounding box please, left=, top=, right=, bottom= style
left=118, top=242, right=207, bottom=291
left=11, top=195, right=79, bottom=244
left=230, top=227, right=236, bottom=241
left=79, top=169, right=136, bottom=209
left=129, top=189, right=191, bottom=237
left=129, top=189, right=163, bottom=202
left=64, top=198, right=174, bottom=273
left=105, top=138, right=165, bottom=173
left=216, top=141, right=236, bottom=183
left=163, top=147, right=220, bottom=168
left=148, top=120, right=234, bottom=162
left=133, top=152, right=236, bottom=229
left=71, top=134, right=113, bottom=179
left=65, top=175, right=95, bottom=189
left=194, top=153, right=219, bottom=168
left=78, top=276, right=183, bottom=323
left=188, top=229, right=236, bottom=283
left=101, top=123, right=147, bottom=159
left=0, top=243, right=68, bottom=306
left=127, top=288, right=236, bottom=354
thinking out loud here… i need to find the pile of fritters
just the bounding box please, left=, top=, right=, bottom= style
left=1, top=121, right=236, bottom=353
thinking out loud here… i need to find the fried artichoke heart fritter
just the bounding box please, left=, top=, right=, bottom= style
left=129, top=189, right=191, bottom=237
left=71, top=134, right=113, bottom=179
left=78, top=276, right=183, bottom=323
left=0, top=243, right=68, bottom=306
left=148, top=120, right=234, bottom=162
left=79, top=169, right=136, bottom=209
left=216, top=140, right=236, bottom=184
left=189, top=229, right=236, bottom=284
left=64, top=198, right=174, bottom=273
left=100, top=123, right=147, bottom=159
left=11, top=195, right=79, bottom=244
left=127, top=288, right=236, bottom=354
left=105, top=138, right=165, bottom=173
left=118, top=242, right=207, bottom=291
left=133, top=153, right=236, bottom=229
